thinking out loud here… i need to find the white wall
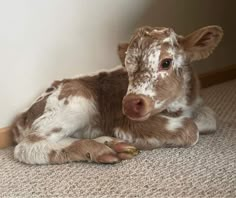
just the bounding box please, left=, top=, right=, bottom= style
left=0, top=0, right=234, bottom=127
left=0, top=0, right=152, bottom=127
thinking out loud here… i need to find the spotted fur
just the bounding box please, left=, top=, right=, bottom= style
left=12, top=25, right=223, bottom=165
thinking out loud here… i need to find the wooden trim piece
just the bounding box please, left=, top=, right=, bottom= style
left=0, top=127, right=13, bottom=149
left=199, top=64, right=236, bottom=88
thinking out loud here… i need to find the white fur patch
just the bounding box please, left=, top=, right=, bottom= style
left=148, top=46, right=161, bottom=65
left=163, top=31, right=178, bottom=46
left=114, top=128, right=134, bottom=143
left=173, top=53, right=185, bottom=70
left=167, top=96, right=188, bottom=113
left=94, top=136, right=115, bottom=144
left=157, top=71, right=169, bottom=79
left=154, top=100, right=166, bottom=109
left=114, top=128, right=162, bottom=149
left=163, top=37, right=172, bottom=44
left=194, top=105, right=217, bottom=133
left=32, top=86, right=99, bottom=141
left=163, top=33, right=185, bottom=70
left=14, top=137, right=76, bottom=164
left=126, top=47, right=161, bottom=98
left=72, top=127, right=103, bottom=139
left=164, top=116, right=185, bottom=132
left=152, top=28, right=168, bottom=34
left=167, top=47, right=175, bottom=56
left=191, top=131, right=199, bottom=146
left=181, top=97, right=203, bottom=118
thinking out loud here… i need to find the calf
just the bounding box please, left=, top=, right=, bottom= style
left=11, top=25, right=223, bottom=164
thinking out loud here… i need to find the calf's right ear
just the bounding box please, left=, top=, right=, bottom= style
left=117, top=43, right=129, bottom=66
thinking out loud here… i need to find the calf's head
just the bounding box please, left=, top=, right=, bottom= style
left=118, top=26, right=223, bottom=121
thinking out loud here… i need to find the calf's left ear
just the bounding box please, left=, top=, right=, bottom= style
left=180, top=25, right=223, bottom=62
left=117, top=43, right=129, bottom=66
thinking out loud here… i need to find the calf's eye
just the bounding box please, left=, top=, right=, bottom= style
left=160, top=58, right=172, bottom=70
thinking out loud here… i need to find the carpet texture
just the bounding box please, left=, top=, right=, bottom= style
left=1, top=80, right=236, bottom=198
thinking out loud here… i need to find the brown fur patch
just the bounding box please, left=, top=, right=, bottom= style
left=10, top=91, right=51, bottom=143
left=51, top=80, right=61, bottom=89
left=58, top=78, right=94, bottom=100
left=12, top=126, right=20, bottom=138
left=186, top=67, right=200, bottom=105
left=27, top=134, right=45, bottom=143
left=51, top=127, right=62, bottom=133
left=155, top=67, right=184, bottom=105
left=64, top=99, right=69, bottom=105
left=10, top=115, right=25, bottom=143
left=129, top=26, right=171, bottom=49
left=180, top=26, right=223, bottom=61
left=48, top=141, right=85, bottom=164
left=48, top=139, right=112, bottom=164
left=45, top=87, right=54, bottom=93
left=94, top=69, right=128, bottom=135
left=118, top=43, right=129, bottom=66
left=162, top=109, right=183, bottom=117
left=11, top=124, right=20, bottom=144
left=24, top=95, right=49, bottom=128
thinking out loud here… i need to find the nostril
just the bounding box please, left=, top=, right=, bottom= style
left=136, top=100, right=143, bottom=107
left=132, top=99, right=144, bottom=113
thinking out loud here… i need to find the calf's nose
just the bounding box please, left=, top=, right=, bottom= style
left=123, top=96, right=146, bottom=118
left=128, top=98, right=145, bottom=113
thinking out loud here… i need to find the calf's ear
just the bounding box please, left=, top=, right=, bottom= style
left=117, top=43, right=129, bottom=66
left=180, top=26, right=223, bottom=62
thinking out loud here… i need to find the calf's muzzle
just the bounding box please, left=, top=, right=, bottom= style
left=122, top=94, right=154, bottom=121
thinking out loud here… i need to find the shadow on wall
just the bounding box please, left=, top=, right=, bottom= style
left=130, top=0, right=236, bottom=73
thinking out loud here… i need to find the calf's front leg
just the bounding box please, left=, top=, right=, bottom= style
left=14, top=135, right=139, bottom=165
left=114, top=116, right=199, bottom=150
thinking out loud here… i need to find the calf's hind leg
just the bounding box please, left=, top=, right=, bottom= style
left=13, top=87, right=139, bottom=164
left=193, top=105, right=217, bottom=134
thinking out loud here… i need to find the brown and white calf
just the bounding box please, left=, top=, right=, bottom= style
left=11, top=25, right=223, bottom=164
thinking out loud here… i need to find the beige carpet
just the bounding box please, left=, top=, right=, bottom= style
left=1, top=80, right=236, bottom=198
